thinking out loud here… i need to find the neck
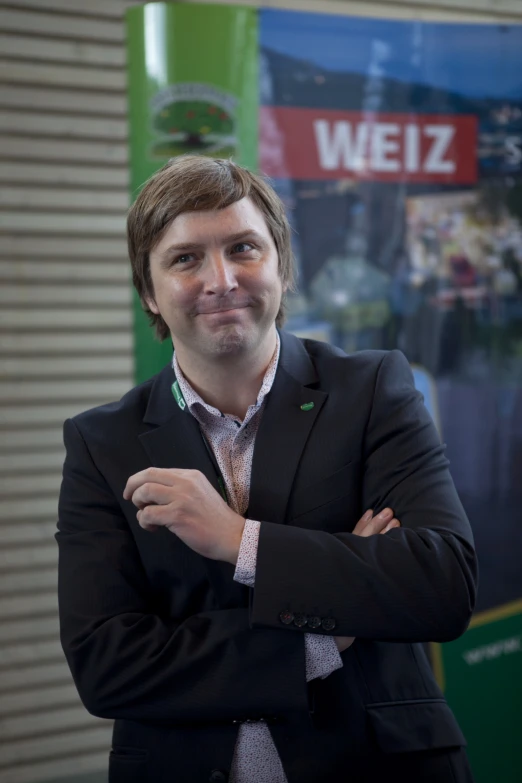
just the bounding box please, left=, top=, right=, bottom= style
left=175, top=328, right=277, bottom=420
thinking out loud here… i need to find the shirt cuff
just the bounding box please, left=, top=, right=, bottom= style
left=233, top=519, right=261, bottom=588
left=304, top=633, right=343, bottom=682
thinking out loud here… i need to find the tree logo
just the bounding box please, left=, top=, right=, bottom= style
left=149, top=83, right=238, bottom=159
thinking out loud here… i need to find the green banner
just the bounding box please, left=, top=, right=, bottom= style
left=126, top=2, right=258, bottom=383
left=432, top=601, right=522, bottom=782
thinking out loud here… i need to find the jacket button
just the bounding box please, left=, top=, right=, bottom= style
left=307, top=615, right=321, bottom=629
left=209, top=771, right=227, bottom=783
left=293, top=613, right=307, bottom=628
left=279, top=610, right=294, bottom=625
left=321, top=617, right=336, bottom=631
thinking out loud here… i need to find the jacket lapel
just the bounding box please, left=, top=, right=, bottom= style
left=138, top=365, right=221, bottom=492
left=247, top=331, right=328, bottom=524
left=137, top=332, right=328, bottom=605
left=138, top=364, right=246, bottom=609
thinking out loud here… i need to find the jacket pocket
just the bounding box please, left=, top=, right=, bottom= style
left=366, top=699, right=466, bottom=753
left=109, top=747, right=149, bottom=783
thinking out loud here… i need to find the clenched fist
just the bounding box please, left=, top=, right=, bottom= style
left=123, top=467, right=246, bottom=565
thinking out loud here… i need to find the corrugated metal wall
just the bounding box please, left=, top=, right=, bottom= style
left=0, top=1, right=520, bottom=783
left=183, top=0, right=522, bottom=22
left=0, top=1, right=137, bottom=781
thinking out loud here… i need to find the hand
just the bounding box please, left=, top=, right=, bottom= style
left=352, top=507, right=400, bottom=537
left=334, top=507, right=401, bottom=652
left=123, top=468, right=246, bottom=565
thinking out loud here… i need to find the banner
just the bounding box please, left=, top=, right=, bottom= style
left=126, top=7, right=522, bottom=780
left=260, top=11, right=522, bottom=781
left=126, top=2, right=258, bottom=381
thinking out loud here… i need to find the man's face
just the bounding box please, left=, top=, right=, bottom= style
left=146, top=197, right=284, bottom=361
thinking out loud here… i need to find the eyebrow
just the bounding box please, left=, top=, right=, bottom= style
left=160, top=230, right=265, bottom=258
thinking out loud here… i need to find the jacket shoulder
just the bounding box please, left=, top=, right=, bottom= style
left=298, top=339, right=416, bottom=396
left=301, top=337, right=389, bottom=374
left=68, top=373, right=159, bottom=437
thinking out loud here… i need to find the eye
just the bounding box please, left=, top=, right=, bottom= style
left=231, top=242, right=255, bottom=254
left=174, top=253, right=195, bottom=265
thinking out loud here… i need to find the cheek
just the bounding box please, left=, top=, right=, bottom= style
left=265, top=274, right=284, bottom=305
left=246, top=264, right=282, bottom=296
left=153, top=277, right=196, bottom=311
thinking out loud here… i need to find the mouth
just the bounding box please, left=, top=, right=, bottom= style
left=197, top=304, right=250, bottom=316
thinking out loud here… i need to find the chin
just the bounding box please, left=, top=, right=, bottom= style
left=207, top=326, right=249, bottom=355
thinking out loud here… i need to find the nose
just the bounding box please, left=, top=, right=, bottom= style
left=202, top=252, right=238, bottom=296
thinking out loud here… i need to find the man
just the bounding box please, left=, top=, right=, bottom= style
left=56, top=155, right=478, bottom=783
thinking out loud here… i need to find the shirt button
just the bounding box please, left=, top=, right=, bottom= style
left=209, top=771, right=227, bottom=783
left=307, top=615, right=321, bottom=629
left=321, top=617, right=336, bottom=631
left=279, top=610, right=294, bottom=625
left=292, top=613, right=308, bottom=628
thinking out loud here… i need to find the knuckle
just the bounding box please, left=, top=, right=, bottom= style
left=134, top=486, right=147, bottom=504
left=176, top=496, right=190, bottom=517
left=142, top=504, right=159, bottom=524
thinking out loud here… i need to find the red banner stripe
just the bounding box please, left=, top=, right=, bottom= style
left=260, top=107, right=477, bottom=184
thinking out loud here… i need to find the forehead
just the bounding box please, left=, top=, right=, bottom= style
left=154, top=196, right=272, bottom=253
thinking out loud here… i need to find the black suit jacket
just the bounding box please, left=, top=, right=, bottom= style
left=56, top=331, right=478, bottom=783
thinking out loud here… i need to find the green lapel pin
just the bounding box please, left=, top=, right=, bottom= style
left=171, top=380, right=186, bottom=411
left=300, top=402, right=314, bottom=411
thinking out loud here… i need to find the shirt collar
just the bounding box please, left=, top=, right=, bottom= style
left=172, top=332, right=280, bottom=419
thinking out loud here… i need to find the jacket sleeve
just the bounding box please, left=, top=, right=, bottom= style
left=234, top=518, right=343, bottom=680
left=250, top=350, right=478, bottom=643
left=56, top=418, right=308, bottom=725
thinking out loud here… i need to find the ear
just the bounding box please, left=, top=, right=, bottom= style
left=144, top=295, right=160, bottom=315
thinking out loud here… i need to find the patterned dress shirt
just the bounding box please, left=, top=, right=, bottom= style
left=172, top=334, right=343, bottom=783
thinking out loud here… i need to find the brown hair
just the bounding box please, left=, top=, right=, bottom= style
left=127, top=155, right=295, bottom=341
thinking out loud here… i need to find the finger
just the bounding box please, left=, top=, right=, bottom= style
left=136, top=509, right=160, bottom=533
left=351, top=509, right=373, bottom=536
left=335, top=635, right=356, bottom=652
left=356, top=507, right=394, bottom=537
left=137, top=504, right=172, bottom=532
left=131, top=482, right=173, bottom=510
left=382, top=518, right=401, bottom=534
left=343, top=636, right=356, bottom=651
left=123, top=467, right=189, bottom=501
left=368, top=508, right=394, bottom=534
